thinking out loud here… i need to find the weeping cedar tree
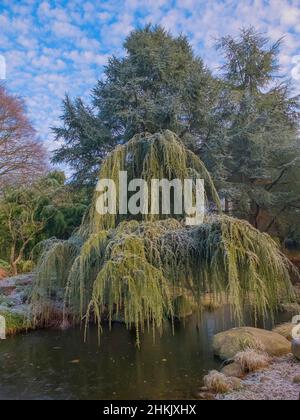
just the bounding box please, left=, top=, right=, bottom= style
left=31, top=131, right=295, bottom=345
left=52, top=25, right=223, bottom=186
left=217, top=28, right=300, bottom=238
left=51, top=25, right=300, bottom=243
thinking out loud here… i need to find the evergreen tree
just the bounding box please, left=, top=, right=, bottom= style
left=0, top=172, right=88, bottom=273
left=52, top=98, right=113, bottom=187
left=52, top=25, right=219, bottom=186
left=217, top=28, right=300, bottom=236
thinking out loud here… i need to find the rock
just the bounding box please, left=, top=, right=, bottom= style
left=273, top=323, right=294, bottom=341
left=213, top=327, right=291, bottom=360
left=221, top=362, right=244, bottom=378
left=0, top=274, right=34, bottom=295
left=230, top=377, right=243, bottom=391
left=293, top=375, right=300, bottom=384
left=292, top=338, right=300, bottom=360
left=260, top=376, right=270, bottom=383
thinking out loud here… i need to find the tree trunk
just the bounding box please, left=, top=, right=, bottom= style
left=250, top=201, right=260, bottom=229
left=10, top=244, right=23, bottom=276
left=11, top=261, right=18, bottom=276
left=10, top=245, right=17, bottom=276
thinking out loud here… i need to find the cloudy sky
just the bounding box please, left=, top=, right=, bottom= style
left=0, top=0, right=299, bottom=153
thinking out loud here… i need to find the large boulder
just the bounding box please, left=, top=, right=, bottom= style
left=273, top=323, right=294, bottom=341
left=213, top=327, right=291, bottom=360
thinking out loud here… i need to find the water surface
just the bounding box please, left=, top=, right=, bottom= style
left=0, top=307, right=287, bottom=400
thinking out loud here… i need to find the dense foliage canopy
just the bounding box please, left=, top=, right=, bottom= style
left=32, top=131, right=295, bottom=344
left=52, top=25, right=220, bottom=186
left=0, top=172, right=88, bottom=274
left=52, top=26, right=300, bottom=245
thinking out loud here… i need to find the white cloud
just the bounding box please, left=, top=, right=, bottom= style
left=66, top=50, right=109, bottom=66
left=52, top=21, right=83, bottom=39
left=0, top=0, right=299, bottom=154
left=281, top=6, right=300, bottom=25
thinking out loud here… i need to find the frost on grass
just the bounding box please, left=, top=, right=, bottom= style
left=30, top=131, right=296, bottom=344
left=203, top=371, right=242, bottom=393
left=217, top=355, right=300, bottom=400
left=234, top=349, right=271, bottom=373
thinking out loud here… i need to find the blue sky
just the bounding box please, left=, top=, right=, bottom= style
left=0, top=0, right=299, bottom=154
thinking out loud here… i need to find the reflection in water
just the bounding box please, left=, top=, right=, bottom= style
left=0, top=306, right=286, bottom=400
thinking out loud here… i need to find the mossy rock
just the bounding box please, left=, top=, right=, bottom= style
left=213, top=327, right=291, bottom=360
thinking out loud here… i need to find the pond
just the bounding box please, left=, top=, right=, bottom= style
left=0, top=306, right=288, bottom=400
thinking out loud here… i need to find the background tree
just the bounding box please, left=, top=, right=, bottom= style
left=52, top=25, right=220, bottom=186
left=0, top=85, right=47, bottom=189
left=0, top=184, right=47, bottom=275
left=217, top=28, right=300, bottom=237
left=52, top=24, right=300, bottom=244
left=0, top=172, right=88, bottom=275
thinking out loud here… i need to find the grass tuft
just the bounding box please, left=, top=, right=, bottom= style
left=234, top=349, right=271, bottom=372
left=203, top=371, right=233, bottom=393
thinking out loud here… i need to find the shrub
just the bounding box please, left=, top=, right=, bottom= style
left=0, top=310, right=31, bottom=335
left=0, top=259, right=10, bottom=271
left=17, top=260, right=34, bottom=274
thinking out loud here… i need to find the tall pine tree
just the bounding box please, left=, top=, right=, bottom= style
left=52, top=25, right=219, bottom=186
left=217, top=28, right=300, bottom=238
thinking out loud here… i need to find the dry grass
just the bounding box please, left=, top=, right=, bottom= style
left=273, top=323, right=293, bottom=341
left=234, top=349, right=271, bottom=373
left=217, top=355, right=300, bottom=401
left=203, top=371, right=233, bottom=393
left=203, top=371, right=243, bottom=394
left=237, top=334, right=266, bottom=353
